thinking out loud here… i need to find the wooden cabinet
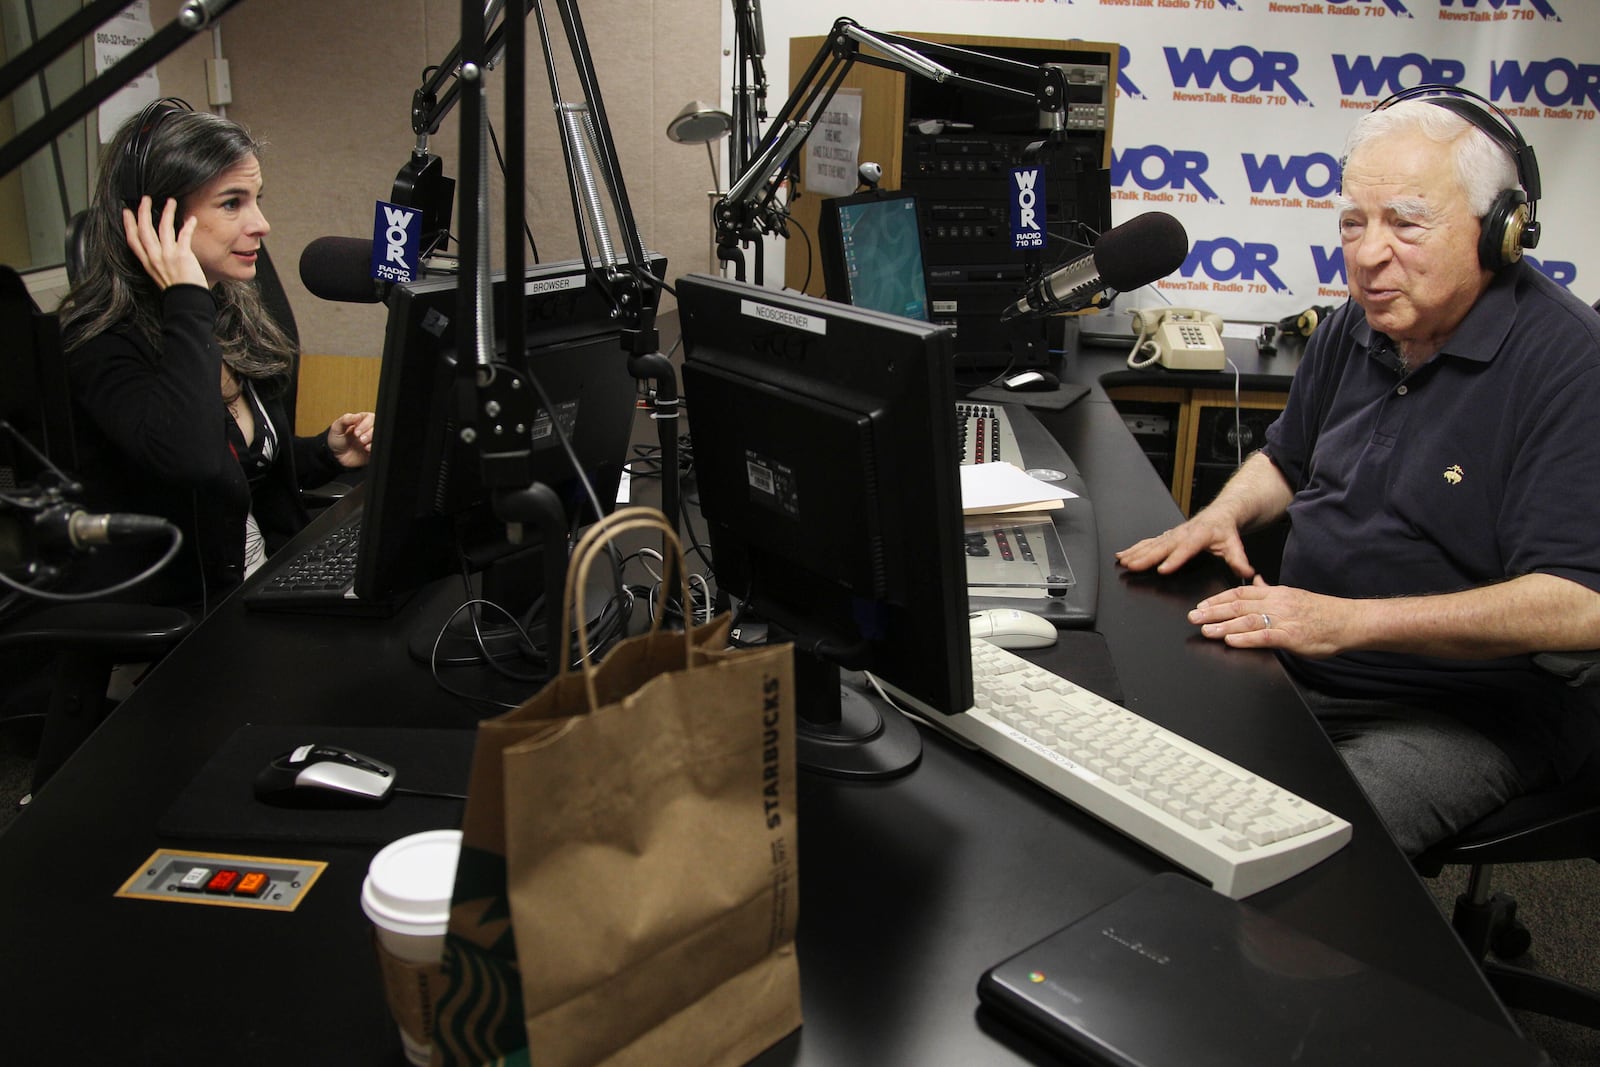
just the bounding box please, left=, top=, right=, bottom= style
left=1107, top=385, right=1289, bottom=515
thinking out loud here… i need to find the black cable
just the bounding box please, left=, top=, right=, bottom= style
left=426, top=547, right=638, bottom=707
left=393, top=787, right=470, bottom=801
left=632, top=263, right=676, bottom=299
left=625, top=433, right=694, bottom=482
left=193, top=491, right=209, bottom=618
left=486, top=117, right=541, bottom=265
left=426, top=606, right=526, bottom=712
left=448, top=552, right=549, bottom=682
left=0, top=525, right=184, bottom=602
left=675, top=493, right=714, bottom=581
left=787, top=212, right=814, bottom=295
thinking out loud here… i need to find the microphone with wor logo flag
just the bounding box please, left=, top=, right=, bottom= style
left=371, top=201, right=421, bottom=285
left=299, top=201, right=423, bottom=304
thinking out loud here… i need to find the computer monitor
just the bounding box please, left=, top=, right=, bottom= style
left=817, top=190, right=931, bottom=322
left=353, top=257, right=658, bottom=666
left=677, top=272, right=972, bottom=778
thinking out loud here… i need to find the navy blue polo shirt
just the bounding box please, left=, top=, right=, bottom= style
left=1263, top=263, right=1600, bottom=778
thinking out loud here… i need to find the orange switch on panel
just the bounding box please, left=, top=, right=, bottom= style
left=235, top=871, right=270, bottom=898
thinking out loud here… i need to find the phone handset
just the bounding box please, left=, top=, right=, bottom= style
left=1126, top=307, right=1227, bottom=371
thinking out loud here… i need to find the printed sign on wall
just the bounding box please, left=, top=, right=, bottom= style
left=803, top=89, right=864, bottom=199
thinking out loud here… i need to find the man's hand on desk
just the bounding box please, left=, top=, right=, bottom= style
left=1114, top=511, right=1257, bottom=581
left=1118, top=513, right=1354, bottom=657
left=1116, top=452, right=1294, bottom=581
left=1185, top=572, right=1600, bottom=662
left=1186, top=575, right=1351, bottom=658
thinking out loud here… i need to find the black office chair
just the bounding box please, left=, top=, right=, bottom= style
left=247, top=231, right=355, bottom=510
left=0, top=264, right=194, bottom=796
left=1413, top=652, right=1600, bottom=1029
left=1232, top=509, right=1600, bottom=1028
left=62, top=209, right=89, bottom=284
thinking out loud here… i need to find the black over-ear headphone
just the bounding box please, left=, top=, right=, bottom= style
left=1276, top=304, right=1335, bottom=341
left=1369, top=84, right=1542, bottom=270
left=119, top=97, right=194, bottom=210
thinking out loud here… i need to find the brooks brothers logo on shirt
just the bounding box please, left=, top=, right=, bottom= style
left=1443, top=465, right=1464, bottom=485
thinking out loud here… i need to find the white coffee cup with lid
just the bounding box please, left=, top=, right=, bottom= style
left=362, top=829, right=461, bottom=1065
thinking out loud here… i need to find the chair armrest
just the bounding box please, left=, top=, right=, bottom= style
left=0, top=603, right=194, bottom=658
left=301, top=479, right=355, bottom=509
left=1534, top=650, right=1600, bottom=687
left=1410, top=650, right=1600, bottom=874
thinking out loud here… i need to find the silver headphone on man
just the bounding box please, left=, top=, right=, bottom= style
left=1370, top=84, right=1542, bottom=270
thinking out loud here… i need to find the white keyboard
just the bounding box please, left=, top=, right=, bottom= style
left=885, top=639, right=1352, bottom=898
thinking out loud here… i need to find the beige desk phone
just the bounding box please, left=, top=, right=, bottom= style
left=1126, top=307, right=1226, bottom=371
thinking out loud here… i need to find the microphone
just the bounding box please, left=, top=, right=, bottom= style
left=299, top=236, right=388, bottom=304
left=61, top=509, right=173, bottom=548
left=1, top=505, right=173, bottom=569
left=33, top=504, right=172, bottom=552
left=1000, top=211, right=1190, bottom=322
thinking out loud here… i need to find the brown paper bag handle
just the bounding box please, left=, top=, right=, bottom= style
left=559, top=506, right=694, bottom=711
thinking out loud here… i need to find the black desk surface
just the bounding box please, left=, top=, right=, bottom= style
left=0, top=328, right=1513, bottom=1065
left=1062, top=321, right=1309, bottom=394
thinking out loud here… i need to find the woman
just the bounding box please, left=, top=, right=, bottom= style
left=58, top=99, right=373, bottom=612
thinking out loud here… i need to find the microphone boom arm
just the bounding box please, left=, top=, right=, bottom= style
left=715, top=17, right=1072, bottom=283
left=446, top=0, right=681, bottom=594
left=0, top=0, right=246, bottom=183
left=729, top=0, right=770, bottom=189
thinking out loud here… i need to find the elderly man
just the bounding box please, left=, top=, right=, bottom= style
left=1116, top=90, right=1600, bottom=857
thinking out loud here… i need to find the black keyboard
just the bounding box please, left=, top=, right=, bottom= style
left=243, top=510, right=393, bottom=616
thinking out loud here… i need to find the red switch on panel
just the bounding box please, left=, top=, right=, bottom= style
left=204, top=869, right=241, bottom=894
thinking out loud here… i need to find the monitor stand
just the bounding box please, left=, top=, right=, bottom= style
left=793, top=651, right=922, bottom=780
left=405, top=545, right=620, bottom=674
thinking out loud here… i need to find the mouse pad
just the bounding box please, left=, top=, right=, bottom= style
left=964, top=382, right=1091, bottom=412
left=158, top=723, right=474, bottom=847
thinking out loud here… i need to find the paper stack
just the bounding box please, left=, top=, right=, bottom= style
left=959, top=462, right=1077, bottom=517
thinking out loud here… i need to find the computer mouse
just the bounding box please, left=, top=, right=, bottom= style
left=253, top=744, right=397, bottom=808
left=1002, top=370, right=1060, bottom=392
left=969, top=608, right=1059, bottom=649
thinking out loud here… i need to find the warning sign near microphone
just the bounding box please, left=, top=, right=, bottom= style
left=803, top=89, right=862, bottom=199
left=1010, top=166, right=1046, bottom=251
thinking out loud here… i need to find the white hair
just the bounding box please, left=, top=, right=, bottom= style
left=1342, top=98, right=1521, bottom=218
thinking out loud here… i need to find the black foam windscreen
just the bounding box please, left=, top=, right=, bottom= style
left=298, top=236, right=385, bottom=303
left=1093, top=211, right=1190, bottom=292
left=1001, top=210, right=1192, bottom=322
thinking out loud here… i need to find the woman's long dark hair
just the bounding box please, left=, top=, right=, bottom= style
left=58, top=106, right=296, bottom=382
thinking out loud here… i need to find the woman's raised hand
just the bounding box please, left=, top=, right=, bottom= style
left=122, top=196, right=207, bottom=290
